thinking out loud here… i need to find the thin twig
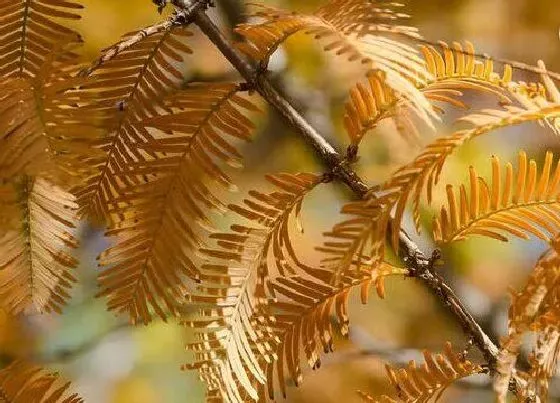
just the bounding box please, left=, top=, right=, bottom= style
left=172, top=0, right=522, bottom=394
left=78, top=4, right=206, bottom=77
left=421, top=255, right=499, bottom=362
left=79, top=18, right=174, bottom=77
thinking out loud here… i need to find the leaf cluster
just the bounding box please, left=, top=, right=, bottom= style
left=2, top=1, right=560, bottom=402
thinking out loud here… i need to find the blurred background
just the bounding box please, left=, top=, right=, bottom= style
left=2, top=0, right=560, bottom=401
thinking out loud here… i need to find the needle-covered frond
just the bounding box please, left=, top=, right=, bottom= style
left=0, top=360, right=83, bottom=402
left=305, top=53, right=560, bottom=289
left=72, top=26, right=193, bottom=223
left=183, top=173, right=323, bottom=402
left=526, top=304, right=560, bottom=402
left=314, top=0, right=419, bottom=37
left=237, top=1, right=419, bottom=64
left=0, top=78, right=48, bottom=178
left=266, top=262, right=408, bottom=399
left=420, top=41, right=515, bottom=104
left=236, top=1, right=433, bottom=122
left=434, top=151, right=560, bottom=244
left=336, top=57, right=560, bottom=257
left=80, top=14, right=184, bottom=77
left=0, top=0, right=83, bottom=79
left=367, top=342, right=482, bottom=403
left=96, top=83, right=258, bottom=325
left=495, top=248, right=560, bottom=402
left=420, top=43, right=560, bottom=121
left=0, top=177, right=79, bottom=315
left=317, top=191, right=394, bottom=286
left=343, top=41, right=519, bottom=147
left=0, top=45, right=108, bottom=184
left=319, top=95, right=560, bottom=284
left=380, top=102, right=560, bottom=252
left=343, top=71, right=403, bottom=146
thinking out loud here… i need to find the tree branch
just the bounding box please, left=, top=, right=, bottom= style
left=170, top=0, right=515, bottom=392
left=411, top=251, right=499, bottom=363
left=78, top=3, right=207, bottom=77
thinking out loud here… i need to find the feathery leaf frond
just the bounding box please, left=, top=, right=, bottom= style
left=72, top=26, right=193, bottom=223
left=373, top=342, right=482, bottom=403
left=337, top=55, right=560, bottom=258
left=526, top=306, right=560, bottom=402
left=183, top=173, right=323, bottom=402
left=0, top=177, right=79, bottom=315
left=236, top=1, right=433, bottom=124
left=343, top=70, right=403, bottom=146
left=315, top=0, right=419, bottom=38
left=266, top=262, right=408, bottom=399
left=0, top=44, right=107, bottom=184
left=419, top=41, right=515, bottom=105
left=343, top=41, right=519, bottom=147
left=380, top=103, right=560, bottom=252
left=96, top=83, right=258, bottom=325
left=317, top=190, right=395, bottom=286
left=0, top=78, right=46, bottom=179
left=495, top=247, right=560, bottom=402
left=237, top=1, right=419, bottom=65
left=80, top=14, right=183, bottom=77
left=0, top=360, right=83, bottom=402
left=0, top=0, right=83, bottom=79
left=434, top=151, right=560, bottom=244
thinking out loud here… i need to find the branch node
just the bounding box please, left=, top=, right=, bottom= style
left=152, top=0, right=167, bottom=14
left=346, top=144, right=359, bottom=163
left=237, top=82, right=253, bottom=92
left=321, top=172, right=335, bottom=184
left=248, top=60, right=268, bottom=87
left=429, top=248, right=443, bottom=269
left=461, top=337, right=475, bottom=361
left=479, top=363, right=491, bottom=374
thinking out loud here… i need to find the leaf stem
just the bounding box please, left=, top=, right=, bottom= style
left=79, top=5, right=202, bottom=77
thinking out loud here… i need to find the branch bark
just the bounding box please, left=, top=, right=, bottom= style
left=171, top=0, right=516, bottom=392
left=79, top=14, right=178, bottom=77
left=79, top=2, right=207, bottom=77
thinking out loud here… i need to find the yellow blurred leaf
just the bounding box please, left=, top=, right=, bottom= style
left=134, top=322, right=185, bottom=364
left=112, top=377, right=158, bottom=403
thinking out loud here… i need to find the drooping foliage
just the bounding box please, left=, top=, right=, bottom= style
left=0, top=360, right=83, bottom=402
left=96, top=83, right=260, bottom=325
left=2, top=0, right=560, bottom=402
left=434, top=151, right=560, bottom=244
left=358, top=342, right=483, bottom=403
